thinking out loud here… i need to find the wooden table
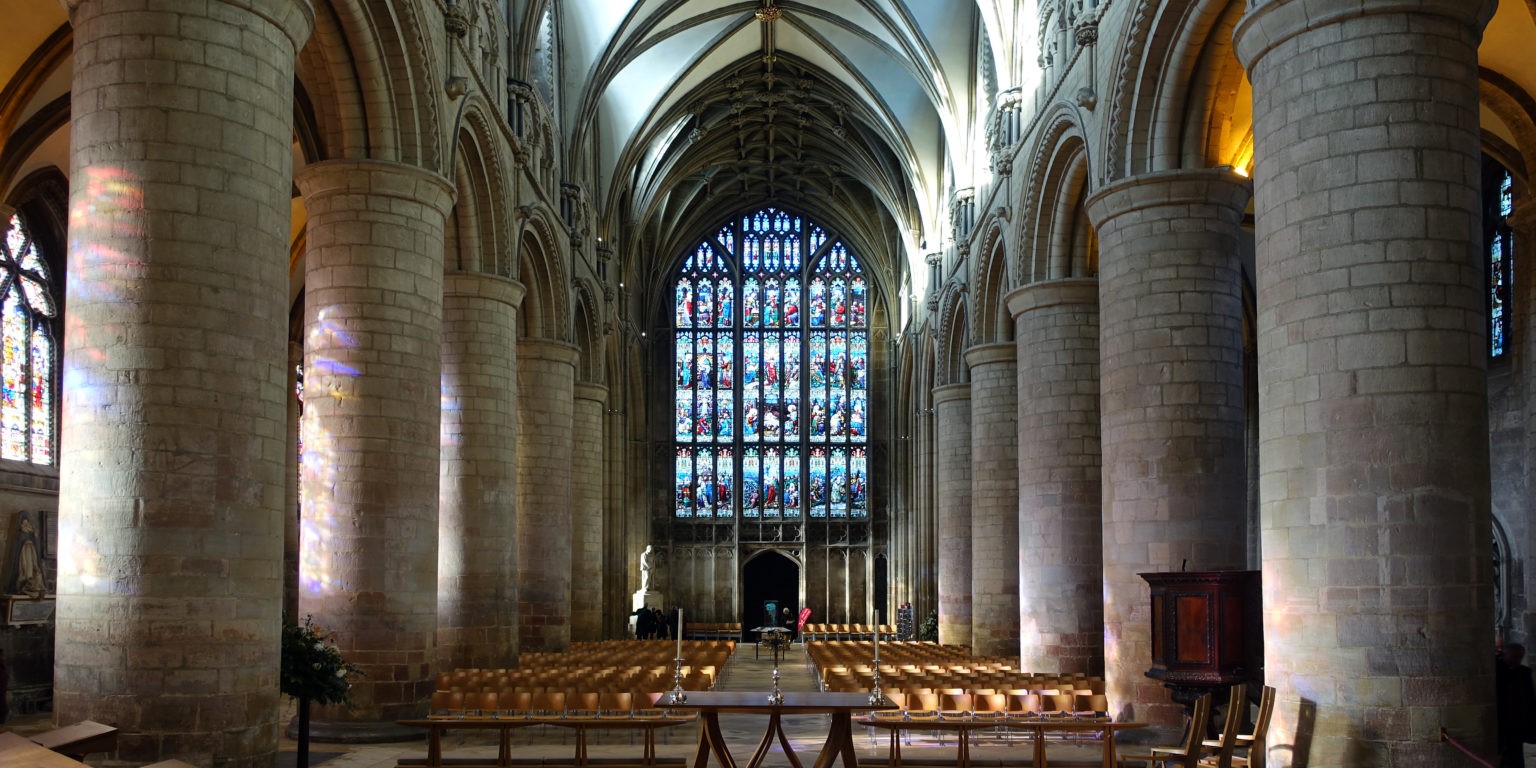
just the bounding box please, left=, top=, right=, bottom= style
left=659, top=691, right=895, bottom=768
left=857, top=715, right=1147, bottom=768
left=397, top=713, right=695, bottom=768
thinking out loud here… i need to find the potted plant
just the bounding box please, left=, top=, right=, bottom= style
left=281, top=616, right=362, bottom=768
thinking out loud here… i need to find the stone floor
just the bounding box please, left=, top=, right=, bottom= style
left=280, top=645, right=1133, bottom=768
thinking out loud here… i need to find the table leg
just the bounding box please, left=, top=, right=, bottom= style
left=887, top=728, right=901, bottom=768
left=700, top=713, right=738, bottom=768
left=1033, top=725, right=1046, bottom=768
left=810, top=712, right=857, bottom=768
left=775, top=711, right=806, bottom=768
left=497, top=727, right=511, bottom=768
left=956, top=728, right=970, bottom=768
left=745, top=710, right=795, bottom=768
left=574, top=726, right=588, bottom=768
left=1100, top=731, right=1117, bottom=768
left=427, top=727, right=442, bottom=768
left=644, top=728, right=657, bottom=768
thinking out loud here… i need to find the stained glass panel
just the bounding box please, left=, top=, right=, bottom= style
left=672, top=207, right=869, bottom=519
left=2, top=289, right=27, bottom=460
left=1488, top=162, right=1516, bottom=360
left=0, top=215, right=55, bottom=465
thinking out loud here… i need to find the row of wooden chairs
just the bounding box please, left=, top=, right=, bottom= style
left=436, top=640, right=732, bottom=697
left=682, top=622, right=742, bottom=640
left=428, top=689, right=695, bottom=720
left=1118, top=683, right=1276, bottom=768
left=870, top=691, right=1110, bottom=719
left=801, top=624, right=898, bottom=640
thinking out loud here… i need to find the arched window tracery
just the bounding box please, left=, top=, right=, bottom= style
left=0, top=213, right=57, bottom=465
left=673, top=208, right=869, bottom=521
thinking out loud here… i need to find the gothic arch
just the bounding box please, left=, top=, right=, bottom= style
left=448, top=99, right=516, bottom=277
left=969, top=220, right=1012, bottom=345
left=1018, top=108, right=1093, bottom=284
left=934, top=286, right=969, bottom=387
left=297, top=0, right=445, bottom=168
left=1481, top=68, right=1536, bottom=184
left=572, top=278, right=606, bottom=384
left=515, top=203, right=570, bottom=341
left=1103, top=0, right=1249, bottom=179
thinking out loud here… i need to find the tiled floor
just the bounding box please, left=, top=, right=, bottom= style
left=286, top=646, right=1130, bottom=768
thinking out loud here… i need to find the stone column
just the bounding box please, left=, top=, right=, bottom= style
left=55, top=2, right=311, bottom=765
left=516, top=339, right=577, bottom=652
left=571, top=381, right=608, bottom=642
left=1236, top=1, right=1497, bottom=763
left=966, top=343, right=1019, bottom=658
left=438, top=274, right=524, bottom=670
left=1007, top=279, right=1103, bottom=675
left=1085, top=168, right=1250, bottom=726
left=296, top=159, right=454, bottom=735
left=933, top=383, right=972, bottom=647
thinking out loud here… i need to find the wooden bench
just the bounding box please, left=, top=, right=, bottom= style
left=397, top=713, right=696, bottom=768
left=27, top=720, right=119, bottom=762
left=858, top=715, right=1146, bottom=768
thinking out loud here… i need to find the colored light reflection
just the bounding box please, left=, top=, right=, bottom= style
left=298, top=305, right=360, bottom=597
left=58, top=166, right=145, bottom=592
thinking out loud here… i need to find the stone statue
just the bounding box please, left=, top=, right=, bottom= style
left=640, top=544, right=656, bottom=592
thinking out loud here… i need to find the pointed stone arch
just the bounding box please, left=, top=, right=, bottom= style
left=296, top=0, right=444, bottom=167
left=1103, top=0, right=1249, bottom=179
left=969, top=218, right=1013, bottom=345
left=516, top=204, right=570, bottom=341
left=448, top=98, right=515, bottom=277
left=934, top=286, right=970, bottom=387
left=1020, top=110, right=1095, bottom=284
left=572, top=277, right=606, bottom=384
left=1480, top=68, right=1536, bottom=183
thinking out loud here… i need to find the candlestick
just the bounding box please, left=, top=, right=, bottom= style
left=874, top=624, right=880, bottom=662
left=676, top=608, right=683, bottom=658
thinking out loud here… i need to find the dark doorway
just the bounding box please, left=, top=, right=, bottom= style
left=742, top=551, right=799, bottom=643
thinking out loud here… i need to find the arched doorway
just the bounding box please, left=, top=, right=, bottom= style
left=742, top=550, right=800, bottom=642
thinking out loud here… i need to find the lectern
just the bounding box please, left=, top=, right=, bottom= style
left=1140, top=570, right=1262, bottom=714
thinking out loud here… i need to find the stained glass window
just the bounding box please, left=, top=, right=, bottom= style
left=1487, top=159, right=1516, bottom=360
left=0, top=214, right=57, bottom=464
left=674, top=208, right=869, bottom=519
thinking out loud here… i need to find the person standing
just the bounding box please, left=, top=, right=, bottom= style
left=1498, top=642, right=1536, bottom=767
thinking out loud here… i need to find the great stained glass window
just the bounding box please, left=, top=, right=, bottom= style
left=674, top=208, right=869, bottom=519
left=1487, top=159, right=1515, bottom=360
left=0, top=214, right=57, bottom=464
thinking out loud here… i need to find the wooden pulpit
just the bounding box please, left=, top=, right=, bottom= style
left=1140, top=570, right=1263, bottom=711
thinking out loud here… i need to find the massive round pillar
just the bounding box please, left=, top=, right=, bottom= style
left=1008, top=279, right=1103, bottom=675
left=438, top=274, right=524, bottom=669
left=56, top=1, right=311, bottom=765
left=296, top=159, right=455, bottom=734
left=1085, top=168, right=1250, bottom=726
left=515, top=339, right=577, bottom=652
left=571, top=381, right=608, bottom=642
left=1236, top=1, right=1497, bottom=763
left=966, top=343, right=1019, bottom=658
left=933, top=383, right=972, bottom=647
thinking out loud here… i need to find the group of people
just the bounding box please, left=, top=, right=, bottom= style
left=633, top=606, right=682, bottom=641
left=1498, top=642, right=1536, bottom=766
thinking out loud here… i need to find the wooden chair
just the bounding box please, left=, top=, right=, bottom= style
left=1197, top=684, right=1247, bottom=768
left=1202, top=685, right=1275, bottom=768
left=429, top=690, right=465, bottom=718
left=1118, top=692, right=1212, bottom=768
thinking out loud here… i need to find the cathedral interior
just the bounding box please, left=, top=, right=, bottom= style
left=1, top=0, right=1535, bottom=766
